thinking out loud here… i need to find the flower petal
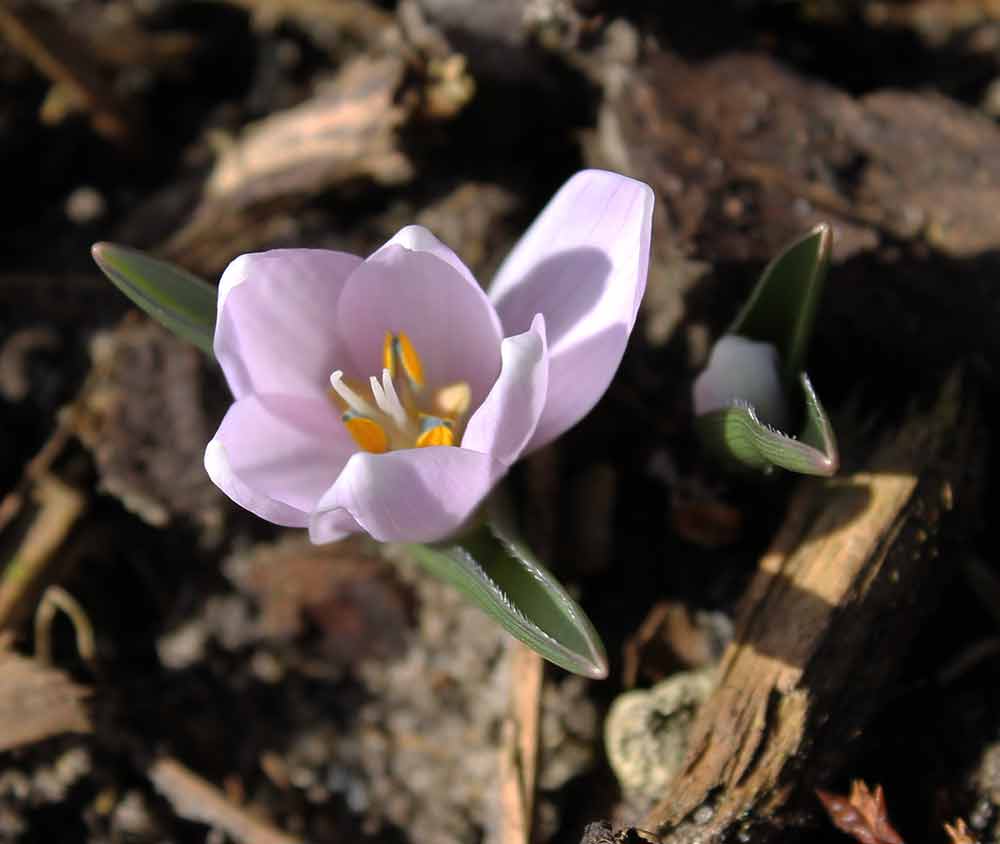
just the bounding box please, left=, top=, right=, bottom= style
left=205, top=393, right=356, bottom=527
left=376, top=225, right=482, bottom=291
left=215, top=248, right=363, bottom=399
left=337, top=234, right=503, bottom=407
left=488, top=169, right=654, bottom=451
left=310, top=447, right=506, bottom=544
left=462, top=314, right=548, bottom=466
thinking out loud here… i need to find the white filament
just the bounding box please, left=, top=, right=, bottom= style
left=372, top=368, right=408, bottom=430
left=329, top=370, right=377, bottom=417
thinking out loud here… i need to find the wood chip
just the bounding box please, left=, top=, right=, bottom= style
left=148, top=757, right=303, bottom=844
left=0, top=642, right=92, bottom=752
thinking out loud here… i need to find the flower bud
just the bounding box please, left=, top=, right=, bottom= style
left=693, top=334, right=789, bottom=429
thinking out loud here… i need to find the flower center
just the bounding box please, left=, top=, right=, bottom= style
left=328, top=331, right=471, bottom=454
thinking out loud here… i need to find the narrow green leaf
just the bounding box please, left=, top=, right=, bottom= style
left=696, top=372, right=838, bottom=476
left=91, top=242, right=217, bottom=357
left=408, top=519, right=608, bottom=679
left=730, top=223, right=831, bottom=380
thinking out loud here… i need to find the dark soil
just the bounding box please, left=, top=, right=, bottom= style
left=3, top=1, right=1000, bottom=843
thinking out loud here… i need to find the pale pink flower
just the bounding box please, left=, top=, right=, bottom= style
left=204, top=169, right=654, bottom=543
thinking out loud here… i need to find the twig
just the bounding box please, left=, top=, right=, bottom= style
left=0, top=405, right=76, bottom=535
left=34, top=585, right=96, bottom=669
left=0, top=475, right=86, bottom=630
left=622, top=602, right=672, bottom=688
left=147, top=757, right=303, bottom=844
left=500, top=642, right=545, bottom=844
left=498, top=446, right=562, bottom=844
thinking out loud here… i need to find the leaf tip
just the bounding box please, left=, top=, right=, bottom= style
left=583, top=653, right=609, bottom=680
left=813, top=451, right=840, bottom=477
left=811, top=221, right=833, bottom=259
left=90, top=241, right=110, bottom=267
left=91, top=241, right=128, bottom=278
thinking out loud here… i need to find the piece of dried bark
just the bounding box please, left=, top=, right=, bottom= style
left=160, top=53, right=414, bottom=274
left=0, top=641, right=92, bottom=752
left=636, top=370, right=981, bottom=841
left=816, top=781, right=905, bottom=844
left=206, top=54, right=413, bottom=202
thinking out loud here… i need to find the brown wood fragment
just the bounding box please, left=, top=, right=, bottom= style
left=0, top=642, right=92, bottom=752
left=147, top=757, right=303, bottom=844
left=205, top=54, right=413, bottom=202
left=500, top=642, right=544, bottom=844
left=641, top=371, right=980, bottom=841
left=161, top=53, right=414, bottom=273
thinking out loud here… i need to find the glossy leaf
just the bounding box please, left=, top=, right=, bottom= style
left=408, top=517, right=608, bottom=678
left=730, top=223, right=831, bottom=380
left=695, top=371, right=838, bottom=476
left=91, top=242, right=216, bottom=357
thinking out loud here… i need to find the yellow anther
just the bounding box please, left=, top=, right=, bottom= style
left=343, top=413, right=389, bottom=454
left=434, top=382, right=470, bottom=418
left=395, top=332, right=424, bottom=388
left=416, top=416, right=454, bottom=448
left=382, top=331, right=395, bottom=377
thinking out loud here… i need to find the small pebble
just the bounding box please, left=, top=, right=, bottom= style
left=65, top=186, right=106, bottom=224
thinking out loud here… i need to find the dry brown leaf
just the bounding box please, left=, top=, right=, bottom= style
left=943, top=818, right=978, bottom=844
left=816, top=781, right=906, bottom=844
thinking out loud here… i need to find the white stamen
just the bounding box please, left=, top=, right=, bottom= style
left=330, top=370, right=377, bottom=416
left=369, top=374, right=386, bottom=408
left=377, top=368, right=409, bottom=430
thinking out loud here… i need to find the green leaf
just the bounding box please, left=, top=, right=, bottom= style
left=730, top=223, right=831, bottom=380
left=408, top=518, right=608, bottom=679
left=91, top=242, right=217, bottom=357
left=695, top=371, right=838, bottom=476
